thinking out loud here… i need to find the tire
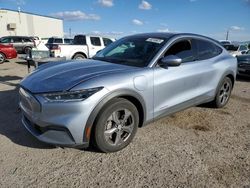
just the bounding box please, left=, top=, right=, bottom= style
left=73, top=53, right=86, bottom=60
left=212, top=77, right=233, bottom=108
left=0, top=53, right=6, bottom=64
left=24, top=47, right=32, bottom=55
left=93, top=98, right=139, bottom=153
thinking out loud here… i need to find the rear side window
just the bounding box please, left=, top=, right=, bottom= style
left=13, top=37, right=23, bottom=43
left=64, top=39, right=72, bottom=44
left=165, top=39, right=195, bottom=63
left=90, top=37, right=101, bottom=46
left=196, top=39, right=222, bottom=60
left=47, top=38, right=54, bottom=44
left=23, top=38, right=32, bottom=42
left=239, top=45, right=248, bottom=51
left=54, top=38, right=63, bottom=43
left=103, top=38, right=113, bottom=46
left=73, top=35, right=86, bottom=45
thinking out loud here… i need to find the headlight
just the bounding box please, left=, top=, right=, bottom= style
left=42, top=87, right=103, bottom=102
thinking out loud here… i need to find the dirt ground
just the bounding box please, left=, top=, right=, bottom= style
left=0, top=59, right=250, bottom=188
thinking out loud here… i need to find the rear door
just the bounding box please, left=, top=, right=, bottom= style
left=153, top=38, right=216, bottom=118
left=12, top=37, right=23, bottom=53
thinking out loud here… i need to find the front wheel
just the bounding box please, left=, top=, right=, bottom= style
left=93, top=98, right=139, bottom=153
left=0, top=53, right=6, bottom=64
left=212, top=77, right=233, bottom=108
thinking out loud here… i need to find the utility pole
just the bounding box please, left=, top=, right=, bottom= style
left=226, top=29, right=229, bottom=40
left=69, top=28, right=72, bottom=37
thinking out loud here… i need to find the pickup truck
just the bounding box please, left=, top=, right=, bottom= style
left=50, top=35, right=115, bottom=60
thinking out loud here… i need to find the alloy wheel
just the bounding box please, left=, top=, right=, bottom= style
left=104, top=109, right=134, bottom=146
left=218, top=80, right=231, bottom=106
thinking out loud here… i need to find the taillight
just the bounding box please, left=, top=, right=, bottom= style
left=52, top=44, right=60, bottom=51
left=32, top=40, right=36, bottom=47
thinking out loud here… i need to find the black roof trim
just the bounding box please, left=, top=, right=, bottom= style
left=0, top=8, right=62, bottom=20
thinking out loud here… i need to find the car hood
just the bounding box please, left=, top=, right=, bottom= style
left=20, top=59, right=138, bottom=93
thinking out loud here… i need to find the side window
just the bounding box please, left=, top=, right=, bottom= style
left=196, top=39, right=222, bottom=60
left=23, top=38, right=32, bottom=42
left=13, top=37, right=23, bottom=43
left=239, top=45, right=247, bottom=51
left=165, top=39, right=194, bottom=63
left=64, top=39, right=71, bottom=44
left=54, top=38, right=63, bottom=43
left=90, top=37, right=101, bottom=46
left=103, top=38, right=113, bottom=46
left=0, top=38, right=11, bottom=43
left=73, top=35, right=86, bottom=45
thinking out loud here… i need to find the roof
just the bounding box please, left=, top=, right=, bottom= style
left=0, top=8, right=62, bottom=20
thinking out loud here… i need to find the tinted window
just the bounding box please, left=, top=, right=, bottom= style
left=90, top=37, right=101, bottom=46
left=64, top=39, right=72, bottom=44
left=13, top=37, right=23, bottom=43
left=103, top=38, right=113, bottom=46
left=223, top=44, right=238, bottom=51
left=23, top=38, right=32, bottom=42
left=165, top=40, right=195, bottom=63
left=47, top=38, right=54, bottom=44
left=239, top=45, right=248, bottom=51
left=0, top=37, right=11, bottom=43
left=73, top=35, right=86, bottom=45
left=54, top=38, right=63, bottom=43
left=196, top=40, right=222, bottom=60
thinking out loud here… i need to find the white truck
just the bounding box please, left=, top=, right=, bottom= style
left=50, top=35, right=115, bottom=60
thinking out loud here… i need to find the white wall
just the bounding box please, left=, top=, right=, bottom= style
left=0, top=9, right=63, bottom=38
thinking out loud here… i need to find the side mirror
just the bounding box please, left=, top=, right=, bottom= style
left=159, top=55, right=182, bottom=68
left=241, top=51, right=246, bottom=54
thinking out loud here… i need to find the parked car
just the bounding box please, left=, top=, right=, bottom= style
left=223, top=44, right=248, bottom=56
left=0, top=36, right=35, bottom=54
left=45, top=37, right=73, bottom=49
left=237, top=50, right=250, bottom=76
left=219, top=40, right=231, bottom=45
left=0, top=44, right=17, bottom=64
left=50, top=35, right=115, bottom=60
left=19, top=33, right=237, bottom=152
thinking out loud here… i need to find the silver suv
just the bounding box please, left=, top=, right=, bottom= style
left=0, top=36, right=35, bottom=54
left=19, top=33, right=237, bottom=152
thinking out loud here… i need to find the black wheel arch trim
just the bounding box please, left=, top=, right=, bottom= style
left=83, top=89, right=147, bottom=143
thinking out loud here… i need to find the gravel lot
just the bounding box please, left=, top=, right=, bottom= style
left=0, top=59, right=250, bottom=187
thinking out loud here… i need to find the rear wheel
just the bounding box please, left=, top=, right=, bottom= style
left=212, top=77, right=233, bottom=108
left=93, top=98, right=139, bottom=153
left=24, top=47, right=32, bottom=55
left=0, top=53, right=6, bottom=64
left=73, top=53, right=86, bottom=60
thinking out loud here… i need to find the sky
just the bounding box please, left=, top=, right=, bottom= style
left=0, top=0, right=250, bottom=41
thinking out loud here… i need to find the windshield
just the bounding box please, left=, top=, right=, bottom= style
left=93, top=36, right=167, bottom=67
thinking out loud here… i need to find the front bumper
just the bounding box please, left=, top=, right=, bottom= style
left=19, top=87, right=108, bottom=147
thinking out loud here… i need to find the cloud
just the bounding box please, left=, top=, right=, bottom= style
left=51, top=11, right=100, bottom=21
left=98, top=0, right=114, bottom=7
left=230, top=26, right=244, bottom=31
left=157, top=28, right=170, bottom=32
left=138, top=0, right=152, bottom=10
left=132, top=19, right=144, bottom=26
left=0, top=0, right=25, bottom=5
left=90, top=31, right=124, bottom=35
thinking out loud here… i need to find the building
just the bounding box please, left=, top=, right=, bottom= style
left=0, top=8, right=63, bottom=38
